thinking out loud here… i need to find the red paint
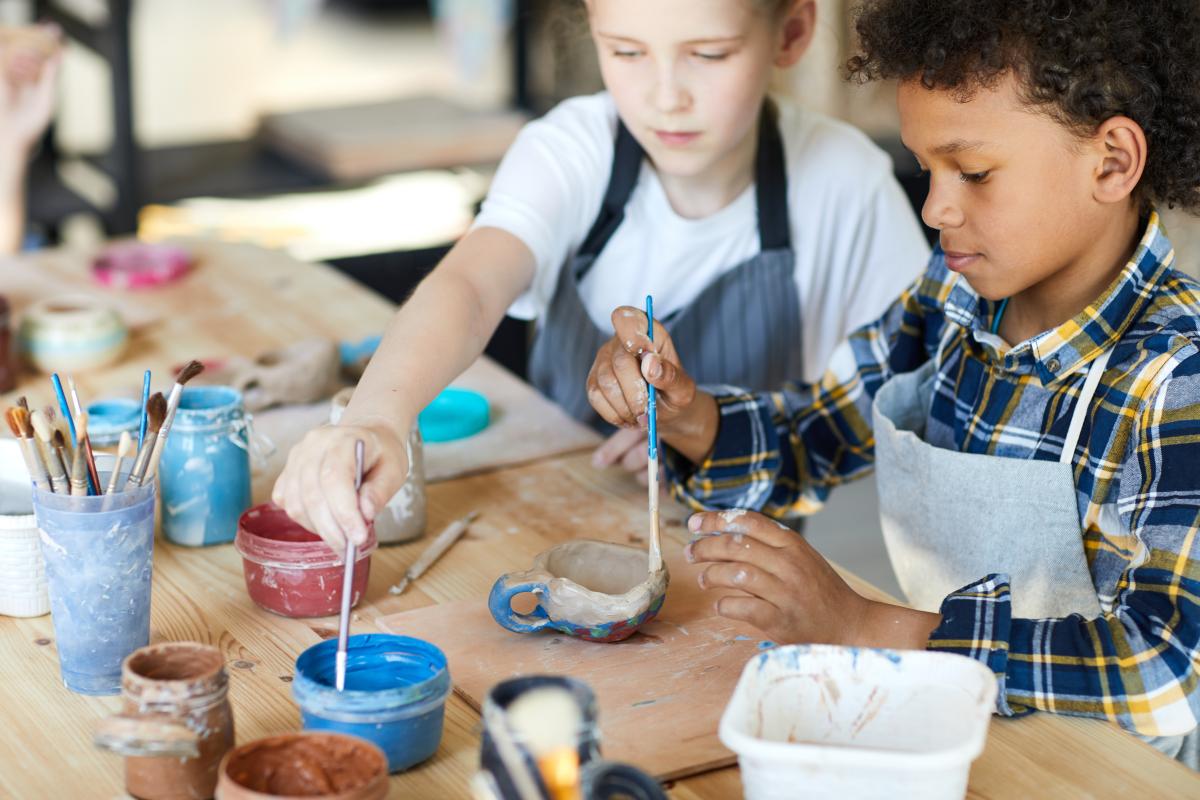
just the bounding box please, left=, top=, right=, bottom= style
left=235, top=503, right=376, bottom=618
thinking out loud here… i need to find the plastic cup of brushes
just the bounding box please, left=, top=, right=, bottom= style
left=32, top=461, right=155, bottom=695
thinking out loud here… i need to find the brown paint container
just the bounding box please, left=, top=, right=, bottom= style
left=95, top=642, right=235, bottom=800
left=215, top=733, right=388, bottom=800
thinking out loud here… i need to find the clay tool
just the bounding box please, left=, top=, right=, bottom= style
left=389, top=510, right=480, bottom=595
left=126, top=393, right=166, bottom=489
left=146, top=360, right=204, bottom=482
left=105, top=432, right=135, bottom=495
left=69, top=413, right=90, bottom=497
left=645, top=295, right=662, bottom=573
left=335, top=438, right=365, bottom=692
left=137, top=369, right=151, bottom=450
left=6, top=407, right=51, bottom=491
left=67, top=376, right=101, bottom=494
left=31, top=410, right=69, bottom=494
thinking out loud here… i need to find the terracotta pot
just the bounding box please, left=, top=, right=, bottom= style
left=216, top=733, right=388, bottom=800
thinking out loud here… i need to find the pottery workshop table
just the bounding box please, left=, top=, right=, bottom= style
left=1, top=242, right=1198, bottom=798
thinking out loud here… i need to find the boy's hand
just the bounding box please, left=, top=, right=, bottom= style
left=684, top=509, right=941, bottom=648
left=272, top=417, right=409, bottom=555
left=587, top=306, right=696, bottom=431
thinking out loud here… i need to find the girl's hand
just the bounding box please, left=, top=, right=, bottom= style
left=0, top=25, right=61, bottom=153
left=271, top=418, right=409, bottom=554
left=587, top=306, right=697, bottom=430
left=684, top=510, right=941, bottom=648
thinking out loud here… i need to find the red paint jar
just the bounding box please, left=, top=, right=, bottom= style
left=235, top=503, right=376, bottom=618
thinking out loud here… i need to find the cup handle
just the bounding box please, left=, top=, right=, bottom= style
left=94, top=713, right=201, bottom=759
left=580, top=761, right=668, bottom=800
left=488, top=573, right=550, bottom=633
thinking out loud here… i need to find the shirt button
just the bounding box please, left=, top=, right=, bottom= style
left=1047, top=357, right=1061, bottom=373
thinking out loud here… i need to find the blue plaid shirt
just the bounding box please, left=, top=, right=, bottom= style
left=666, top=212, right=1200, bottom=735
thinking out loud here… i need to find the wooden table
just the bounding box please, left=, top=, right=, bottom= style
left=1, top=242, right=1198, bottom=799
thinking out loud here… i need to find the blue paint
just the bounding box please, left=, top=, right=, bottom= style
left=159, top=386, right=251, bottom=547
left=33, top=478, right=155, bottom=695
left=733, top=635, right=753, bottom=642
left=293, top=634, right=450, bottom=773
left=757, top=641, right=776, bottom=650
left=86, top=398, right=141, bottom=447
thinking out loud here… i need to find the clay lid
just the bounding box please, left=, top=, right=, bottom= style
left=216, top=732, right=388, bottom=800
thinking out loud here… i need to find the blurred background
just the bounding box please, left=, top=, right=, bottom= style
left=5, top=0, right=1198, bottom=595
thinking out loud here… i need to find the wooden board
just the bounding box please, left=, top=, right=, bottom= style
left=423, top=357, right=603, bottom=482
left=377, top=550, right=769, bottom=782
left=260, top=95, right=530, bottom=181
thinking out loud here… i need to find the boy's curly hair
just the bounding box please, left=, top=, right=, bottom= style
left=845, top=0, right=1200, bottom=213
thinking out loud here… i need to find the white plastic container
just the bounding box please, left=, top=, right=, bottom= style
left=719, top=644, right=997, bottom=800
left=0, top=439, right=50, bottom=617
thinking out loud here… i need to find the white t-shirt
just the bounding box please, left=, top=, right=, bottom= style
left=473, top=92, right=930, bottom=383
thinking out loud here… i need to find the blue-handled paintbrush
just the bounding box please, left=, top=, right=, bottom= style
left=645, top=296, right=662, bottom=573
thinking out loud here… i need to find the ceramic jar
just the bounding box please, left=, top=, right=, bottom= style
left=18, top=295, right=127, bottom=373
left=0, top=439, right=49, bottom=617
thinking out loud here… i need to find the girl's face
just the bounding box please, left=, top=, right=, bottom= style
left=588, top=0, right=797, bottom=182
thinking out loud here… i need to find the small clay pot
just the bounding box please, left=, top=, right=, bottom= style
left=216, top=732, right=389, bottom=800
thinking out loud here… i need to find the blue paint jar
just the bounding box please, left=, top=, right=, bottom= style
left=159, top=386, right=252, bottom=547
left=86, top=398, right=141, bottom=447
left=293, top=633, right=450, bottom=773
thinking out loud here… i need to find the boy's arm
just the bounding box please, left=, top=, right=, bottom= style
left=662, top=269, right=939, bottom=517
left=928, top=352, right=1200, bottom=734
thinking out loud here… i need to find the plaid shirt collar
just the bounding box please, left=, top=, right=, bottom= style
left=942, top=210, right=1174, bottom=386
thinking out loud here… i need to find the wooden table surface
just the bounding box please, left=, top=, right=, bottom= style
left=1, top=242, right=1198, bottom=799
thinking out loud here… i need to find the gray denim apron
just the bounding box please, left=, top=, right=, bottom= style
left=528, top=102, right=802, bottom=430
left=873, top=330, right=1198, bottom=767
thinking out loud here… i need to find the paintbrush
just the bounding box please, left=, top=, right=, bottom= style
left=336, top=439, right=366, bottom=693
left=389, top=510, right=480, bottom=595
left=69, top=413, right=90, bottom=496
left=16, top=395, right=28, bottom=412
left=145, top=360, right=204, bottom=483
left=52, top=430, right=72, bottom=490
left=645, top=295, right=663, bottom=574
left=31, top=410, right=69, bottom=494
left=126, top=393, right=166, bottom=489
left=6, top=407, right=51, bottom=491
left=105, top=431, right=135, bottom=495
left=137, top=369, right=151, bottom=451
left=66, top=376, right=101, bottom=494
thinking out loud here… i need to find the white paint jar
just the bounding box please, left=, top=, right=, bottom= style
left=0, top=439, right=50, bottom=617
left=330, top=388, right=426, bottom=544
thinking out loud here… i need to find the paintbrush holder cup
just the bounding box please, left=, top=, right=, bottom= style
left=488, top=539, right=668, bottom=643
left=94, top=642, right=235, bottom=800
left=160, top=386, right=254, bottom=547
left=330, top=387, right=426, bottom=544
left=18, top=294, right=128, bottom=373
left=33, top=476, right=155, bottom=695
left=216, top=732, right=389, bottom=800
left=293, top=634, right=451, bottom=773
left=476, top=675, right=667, bottom=800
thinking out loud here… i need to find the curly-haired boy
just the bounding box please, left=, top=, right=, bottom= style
left=584, top=0, right=1200, bottom=767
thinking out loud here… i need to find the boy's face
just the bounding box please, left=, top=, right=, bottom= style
left=588, top=0, right=796, bottom=181
left=898, top=73, right=1111, bottom=302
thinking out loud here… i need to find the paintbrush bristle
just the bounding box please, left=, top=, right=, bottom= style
left=15, top=407, right=34, bottom=440
left=74, top=411, right=89, bottom=444
left=30, top=410, right=53, bottom=442
left=176, top=360, right=204, bottom=386
left=43, top=406, right=57, bottom=423
left=117, top=430, right=134, bottom=458
left=16, top=396, right=29, bottom=412
left=5, top=408, right=23, bottom=439
left=147, top=393, right=167, bottom=433
left=53, top=429, right=66, bottom=450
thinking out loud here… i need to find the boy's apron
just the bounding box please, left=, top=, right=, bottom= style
left=873, top=334, right=1198, bottom=767
left=528, top=102, right=803, bottom=430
